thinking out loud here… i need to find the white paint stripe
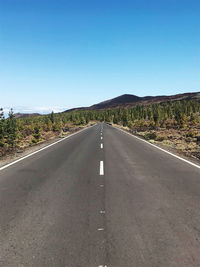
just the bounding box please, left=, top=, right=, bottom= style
left=101, top=136, right=103, bottom=140
left=101, top=143, right=103, bottom=149
left=114, top=126, right=200, bottom=170
left=0, top=125, right=96, bottom=171
left=100, top=210, right=105, bottom=214
left=100, top=161, right=104, bottom=175
left=98, top=228, right=104, bottom=231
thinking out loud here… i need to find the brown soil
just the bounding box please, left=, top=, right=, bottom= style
left=113, top=123, right=200, bottom=164
left=0, top=124, right=93, bottom=168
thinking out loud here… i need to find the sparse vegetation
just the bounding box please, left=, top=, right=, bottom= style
left=144, top=132, right=157, bottom=140
left=0, top=99, right=200, bottom=159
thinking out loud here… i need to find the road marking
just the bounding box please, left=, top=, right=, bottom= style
left=114, top=126, right=200, bottom=170
left=98, top=228, right=104, bottom=231
left=100, top=184, right=104, bottom=187
left=0, top=125, right=96, bottom=171
left=101, top=132, right=102, bottom=135
left=101, top=136, right=103, bottom=140
left=99, top=161, right=104, bottom=175
left=101, top=143, right=103, bottom=149
left=100, top=210, right=105, bottom=214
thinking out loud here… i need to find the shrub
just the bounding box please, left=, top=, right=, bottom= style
left=145, top=132, right=157, bottom=140
left=31, top=138, right=38, bottom=144
left=196, top=136, right=200, bottom=142
left=186, top=130, right=195, bottom=138
left=155, top=136, right=165, bottom=142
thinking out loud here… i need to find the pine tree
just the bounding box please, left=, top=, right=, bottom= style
left=6, top=109, right=17, bottom=147
left=49, top=111, right=55, bottom=123
left=0, top=108, right=5, bottom=147
left=32, top=124, right=41, bottom=143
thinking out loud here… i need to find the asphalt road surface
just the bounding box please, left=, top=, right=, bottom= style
left=0, top=123, right=200, bottom=267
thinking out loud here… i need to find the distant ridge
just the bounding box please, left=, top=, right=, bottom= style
left=63, top=91, right=200, bottom=113
left=14, top=113, right=41, bottom=118
left=90, top=92, right=200, bottom=109
left=15, top=92, right=200, bottom=117
left=91, top=94, right=141, bottom=109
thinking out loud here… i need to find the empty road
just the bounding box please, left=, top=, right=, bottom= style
left=0, top=123, right=200, bottom=267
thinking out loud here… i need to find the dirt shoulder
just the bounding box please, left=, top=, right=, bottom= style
left=112, top=123, right=200, bottom=167
left=0, top=124, right=93, bottom=168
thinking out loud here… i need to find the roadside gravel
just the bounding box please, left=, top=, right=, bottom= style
left=0, top=126, right=87, bottom=168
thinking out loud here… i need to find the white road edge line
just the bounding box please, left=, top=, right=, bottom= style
left=0, top=124, right=96, bottom=171
left=100, top=161, right=104, bottom=175
left=101, top=143, right=103, bottom=149
left=113, top=125, right=200, bottom=170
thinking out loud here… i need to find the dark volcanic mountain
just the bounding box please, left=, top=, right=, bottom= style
left=89, top=92, right=200, bottom=110
left=90, top=94, right=141, bottom=109
left=12, top=92, right=200, bottom=118
left=62, top=91, right=200, bottom=113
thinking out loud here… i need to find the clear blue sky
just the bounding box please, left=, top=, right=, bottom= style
left=0, top=0, right=200, bottom=113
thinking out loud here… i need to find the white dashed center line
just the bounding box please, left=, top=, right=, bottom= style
left=100, top=210, right=105, bottom=214
left=99, top=128, right=106, bottom=267
left=99, top=161, right=104, bottom=175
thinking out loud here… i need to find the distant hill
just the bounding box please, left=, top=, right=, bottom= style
left=90, top=94, right=141, bottom=109
left=63, top=91, right=200, bottom=112
left=14, top=113, right=41, bottom=118
left=90, top=92, right=200, bottom=109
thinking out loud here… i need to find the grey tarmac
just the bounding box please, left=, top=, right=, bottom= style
left=0, top=123, right=200, bottom=267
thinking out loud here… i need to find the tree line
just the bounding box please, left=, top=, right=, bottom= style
left=0, top=99, right=199, bottom=154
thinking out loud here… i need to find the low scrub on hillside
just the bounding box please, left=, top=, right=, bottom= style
left=0, top=99, right=200, bottom=158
